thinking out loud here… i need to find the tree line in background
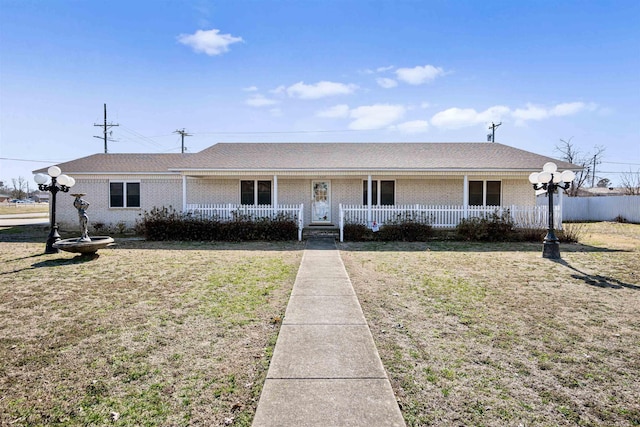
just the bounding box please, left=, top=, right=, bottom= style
left=556, top=138, right=639, bottom=196
left=0, top=177, right=34, bottom=200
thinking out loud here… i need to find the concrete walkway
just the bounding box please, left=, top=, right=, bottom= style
left=252, top=237, right=405, bottom=427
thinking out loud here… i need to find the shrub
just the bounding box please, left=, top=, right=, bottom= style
left=558, top=222, right=583, bottom=243
left=455, top=210, right=515, bottom=242
left=343, top=223, right=371, bottom=241
left=343, top=217, right=433, bottom=242
left=136, top=206, right=298, bottom=241
left=515, top=228, right=546, bottom=242
left=614, top=215, right=628, bottom=223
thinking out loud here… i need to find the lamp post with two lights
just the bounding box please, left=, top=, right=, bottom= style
left=34, top=166, right=76, bottom=254
left=528, top=162, right=576, bottom=259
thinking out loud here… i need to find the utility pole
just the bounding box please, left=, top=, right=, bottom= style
left=174, top=129, right=191, bottom=153
left=487, top=122, right=502, bottom=143
left=592, top=154, right=597, bottom=187
left=94, top=104, right=119, bottom=153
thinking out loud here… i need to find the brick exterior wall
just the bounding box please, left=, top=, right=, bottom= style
left=188, top=178, right=238, bottom=204
left=502, top=178, right=536, bottom=206
left=57, top=174, right=536, bottom=233
left=397, top=178, right=463, bottom=205
left=55, top=176, right=182, bottom=232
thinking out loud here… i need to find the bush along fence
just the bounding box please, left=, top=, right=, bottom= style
left=136, top=206, right=302, bottom=242
left=339, top=204, right=561, bottom=242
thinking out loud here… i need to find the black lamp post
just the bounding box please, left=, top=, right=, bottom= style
left=529, top=162, right=576, bottom=259
left=34, top=166, right=76, bottom=254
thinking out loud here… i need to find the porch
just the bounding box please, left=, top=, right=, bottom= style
left=183, top=203, right=561, bottom=242
left=338, top=204, right=561, bottom=242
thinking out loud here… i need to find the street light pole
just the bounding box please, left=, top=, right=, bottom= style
left=529, top=162, right=575, bottom=259
left=34, top=166, right=76, bottom=254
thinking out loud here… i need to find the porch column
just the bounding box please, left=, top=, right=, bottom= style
left=182, top=175, right=187, bottom=212
left=463, top=175, right=469, bottom=219
left=367, top=175, right=372, bottom=226
left=273, top=175, right=278, bottom=211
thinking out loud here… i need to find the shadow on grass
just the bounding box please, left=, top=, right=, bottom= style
left=32, top=253, right=100, bottom=267
left=337, top=240, right=629, bottom=253
left=0, top=253, right=100, bottom=276
left=552, top=259, right=640, bottom=291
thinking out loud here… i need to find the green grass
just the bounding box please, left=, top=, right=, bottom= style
left=0, top=233, right=302, bottom=426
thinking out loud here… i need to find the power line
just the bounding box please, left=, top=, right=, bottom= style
left=118, top=125, right=168, bottom=151
left=0, top=157, right=65, bottom=163
left=195, top=129, right=361, bottom=135
left=173, top=129, right=192, bottom=153
left=93, top=103, right=119, bottom=153
left=601, top=161, right=640, bottom=165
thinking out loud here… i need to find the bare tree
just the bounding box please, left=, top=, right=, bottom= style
left=11, top=177, right=28, bottom=200
left=555, top=138, right=605, bottom=196
left=620, top=169, right=640, bottom=195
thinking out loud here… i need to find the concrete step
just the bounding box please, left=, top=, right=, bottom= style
left=302, top=226, right=339, bottom=240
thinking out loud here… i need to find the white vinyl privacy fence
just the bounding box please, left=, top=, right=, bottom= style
left=561, top=196, right=640, bottom=223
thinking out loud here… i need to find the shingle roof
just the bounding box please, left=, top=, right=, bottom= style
left=33, top=153, right=192, bottom=174
left=33, top=143, right=579, bottom=174
left=173, top=142, right=578, bottom=171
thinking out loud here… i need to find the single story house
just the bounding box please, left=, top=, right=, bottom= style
left=34, top=142, right=579, bottom=240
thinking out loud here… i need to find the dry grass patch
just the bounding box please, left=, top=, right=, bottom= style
left=0, top=203, right=49, bottom=215
left=0, top=227, right=302, bottom=426
left=340, top=222, right=640, bottom=426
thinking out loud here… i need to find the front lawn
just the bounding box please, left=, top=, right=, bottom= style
left=0, top=229, right=302, bottom=426
left=341, top=222, right=640, bottom=426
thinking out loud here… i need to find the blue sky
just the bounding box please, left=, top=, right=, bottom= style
left=1, top=0, right=639, bottom=188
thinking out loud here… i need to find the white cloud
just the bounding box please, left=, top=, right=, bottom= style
left=269, top=85, right=287, bottom=95
left=316, top=104, right=350, bottom=118
left=551, top=102, right=594, bottom=116
left=246, top=94, right=279, bottom=107
left=512, top=104, right=549, bottom=121
left=431, top=108, right=483, bottom=129
left=349, top=104, right=405, bottom=130
left=392, top=120, right=430, bottom=134
left=376, top=78, right=398, bottom=89
left=318, top=103, right=405, bottom=129
left=177, top=28, right=243, bottom=56
left=396, top=65, right=445, bottom=85
left=431, top=106, right=509, bottom=129
left=376, top=65, right=395, bottom=73
left=243, top=86, right=258, bottom=92
left=431, top=102, right=594, bottom=129
left=285, top=81, right=358, bottom=99
left=361, top=65, right=394, bottom=75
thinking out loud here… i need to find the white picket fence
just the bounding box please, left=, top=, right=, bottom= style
left=185, top=203, right=305, bottom=240
left=339, top=204, right=560, bottom=242
left=561, top=196, right=640, bottom=223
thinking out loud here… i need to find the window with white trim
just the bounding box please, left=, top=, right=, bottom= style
left=110, top=182, right=140, bottom=208
left=469, top=180, right=501, bottom=206
left=363, top=180, right=395, bottom=205
left=241, top=180, right=272, bottom=205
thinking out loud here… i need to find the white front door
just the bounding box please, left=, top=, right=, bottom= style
left=311, top=181, right=331, bottom=223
